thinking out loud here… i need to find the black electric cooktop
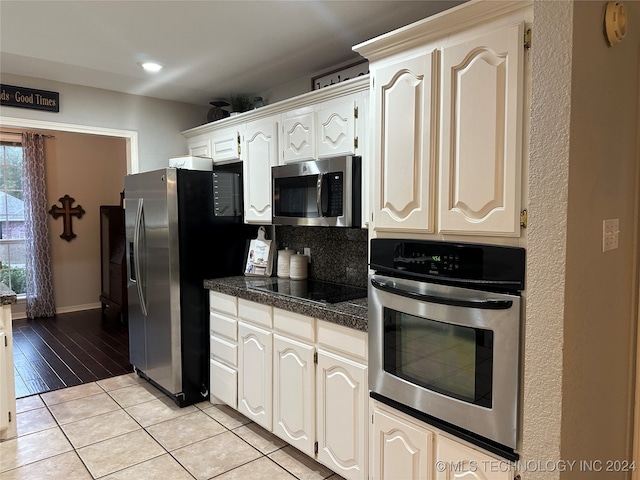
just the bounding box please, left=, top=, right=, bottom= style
left=247, top=278, right=367, bottom=305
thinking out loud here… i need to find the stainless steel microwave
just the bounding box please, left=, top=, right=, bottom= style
left=272, top=156, right=361, bottom=227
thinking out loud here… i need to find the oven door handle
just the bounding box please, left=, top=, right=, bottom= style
left=370, top=278, right=513, bottom=310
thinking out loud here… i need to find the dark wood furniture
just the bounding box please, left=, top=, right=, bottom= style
left=99, top=205, right=127, bottom=323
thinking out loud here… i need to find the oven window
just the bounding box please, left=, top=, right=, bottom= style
left=383, top=308, right=493, bottom=408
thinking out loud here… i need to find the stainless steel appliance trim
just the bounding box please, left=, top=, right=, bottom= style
left=316, top=172, right=323, bottom=217
left=272, top=156, right=354, bottom=227
left=133, top=198, right=148, bottom=317
left=369, top=273, right=521, bottom=449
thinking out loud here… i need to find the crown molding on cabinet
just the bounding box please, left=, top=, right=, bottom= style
left=353, top=0, right=533, bottom=62
left=181, top=75, right=369, bottom=138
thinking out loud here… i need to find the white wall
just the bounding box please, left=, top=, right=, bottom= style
left=524, top=1, right=640, bottom=477
left=0, top=73, right=208, bottom=171
left=562, top=0, right=639, bottom=472
left=0, top=75, right=209, bottom=313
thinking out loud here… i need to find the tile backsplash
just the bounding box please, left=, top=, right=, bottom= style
left=274, top=226, right=368, bottom=288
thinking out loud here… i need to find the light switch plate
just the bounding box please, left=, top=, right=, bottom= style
left=602, top=218, right=619, bottom=252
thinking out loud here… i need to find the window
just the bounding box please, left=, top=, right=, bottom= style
left=0, top=141, right=26, bottom=295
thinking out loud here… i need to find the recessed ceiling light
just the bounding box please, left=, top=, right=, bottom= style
left=138, top=61, right=164, bottom=72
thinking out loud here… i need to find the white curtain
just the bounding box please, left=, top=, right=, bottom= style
left=22, top=132, right=55, bottom=318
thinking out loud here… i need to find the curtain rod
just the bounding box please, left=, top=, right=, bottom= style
left=0, top=131, right=55, bottom=138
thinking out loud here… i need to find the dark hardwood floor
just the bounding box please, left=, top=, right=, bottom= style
left=12, top=308, right=132, bottom=398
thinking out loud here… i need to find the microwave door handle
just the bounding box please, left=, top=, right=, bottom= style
left=316, top=173, right=324, bottom=217
left=370, top=278, right=513, bottom=310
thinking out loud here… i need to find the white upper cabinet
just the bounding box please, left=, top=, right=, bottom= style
left=370, top=51, right=438, bottom=233
left=242, top=115, right=279, bottom=224
left=210, top=126, right=241, bottom=164
left=281, top=94, right=361, bottom=164
left=438, top=23, right=524, bottom=236
left=282, top=106, right=315, bottom=163
left=187, top=133, right=211, bottom=158
left=354, top=1, right=531, bottom=238
left=316, top=95, right=358, bottom=159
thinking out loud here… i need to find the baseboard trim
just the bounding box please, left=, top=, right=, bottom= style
left=11, top=302, right=102, bottom=320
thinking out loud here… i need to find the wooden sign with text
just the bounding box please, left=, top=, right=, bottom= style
left=0, top=84, right=59, bottom=112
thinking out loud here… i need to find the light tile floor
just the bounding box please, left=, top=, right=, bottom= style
left=0, top=373, right=344, bottom=480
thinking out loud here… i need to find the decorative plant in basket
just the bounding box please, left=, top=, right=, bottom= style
left=230, top=94, right=254, bottom=113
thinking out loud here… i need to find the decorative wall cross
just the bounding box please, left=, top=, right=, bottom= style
left=48, top=194, right=85, bottom=241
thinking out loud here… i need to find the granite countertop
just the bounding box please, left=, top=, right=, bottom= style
left=0, top=282, right=17, bottom=305
left=204, top=276, right=368, bottom=332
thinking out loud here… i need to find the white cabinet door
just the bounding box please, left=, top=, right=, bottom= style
left=242, top=116, right=279, bottom=224
left=316, top=95, right=357, bottom=159
left=0, top=304, right=16, bottom=439
left=439, top=23, right=524, bottom=236
left=316, top=348, right=367, bottom=480
left=371, top=51, right=438, bottom=233
left=372, top=407, right=434, bottom=480
left=282, top=107, right=315, bottom=164
left=238, top=320, right=272, bottom=430
left=211, top=126, right=240, bottom=164
left=436, top=435, right=511, bottom=480
left=273, top=333, right=315, bottom=456
left=187, top=133, right=211, bottom=157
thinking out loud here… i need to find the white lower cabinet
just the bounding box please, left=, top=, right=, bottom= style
left=316, top=348, right=368, bottom=480
left=371, top=401, right=513, bottom=480
left=0, top=301, right=17, bottom=440
left=436, top=436, right=511, bottom=480
left=209, top=295, right=368, bottom=479
left=372, top=405, right=434, bottom=480
left=209, top=292, right=239, bottom=408
left=238, top=320, right=273, bottom=430
left=273, top=333, right=315, bottom=456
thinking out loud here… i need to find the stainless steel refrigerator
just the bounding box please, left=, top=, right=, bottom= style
left=124, top=166, right=254, bottom=407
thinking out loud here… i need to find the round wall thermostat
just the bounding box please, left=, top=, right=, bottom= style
left=605, top=1, right=628, bottom=46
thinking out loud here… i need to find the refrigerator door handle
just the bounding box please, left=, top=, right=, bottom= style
left=133, top=198, right=148, bottom=317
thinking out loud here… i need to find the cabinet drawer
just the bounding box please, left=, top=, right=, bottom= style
left=317, top=320, right=367, bottom=362
left=210, top=311, right=237, bottom=341
left=210, top=335, right=237, bottom=367
left=209, top=291, right=238, bottom=316
left=273, top=308, right=315, bottom=342
left=210, top=359, right=237, bottom=409
left=238, top=299, right=273, bottom=328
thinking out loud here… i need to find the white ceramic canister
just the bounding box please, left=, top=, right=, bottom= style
left=289, top=253, right=308, bottom=280
left=277, top=248, right=294, bottom=278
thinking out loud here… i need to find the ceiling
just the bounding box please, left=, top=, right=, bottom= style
left=0, top=0, right=464, bottom=107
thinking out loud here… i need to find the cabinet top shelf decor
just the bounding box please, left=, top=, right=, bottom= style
left=182, top=76, right=369, bottom=139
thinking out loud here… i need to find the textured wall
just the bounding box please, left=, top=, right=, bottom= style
left=521, top=1, right=572, bottom=476
left=523, top=1, right=640, bottom=477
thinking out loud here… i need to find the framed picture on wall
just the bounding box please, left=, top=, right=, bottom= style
left=311, top=59, right=369, bottom=91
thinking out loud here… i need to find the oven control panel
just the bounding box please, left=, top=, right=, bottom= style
left=369, top=239, right=526, bottom=291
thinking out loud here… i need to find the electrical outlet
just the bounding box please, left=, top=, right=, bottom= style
left=304, top=247, right=311, bottom=263
left=602, top=218, right=619, bottom=252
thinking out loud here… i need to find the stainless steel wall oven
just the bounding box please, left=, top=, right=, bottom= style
left=368, top=239, right=525, bottom=460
